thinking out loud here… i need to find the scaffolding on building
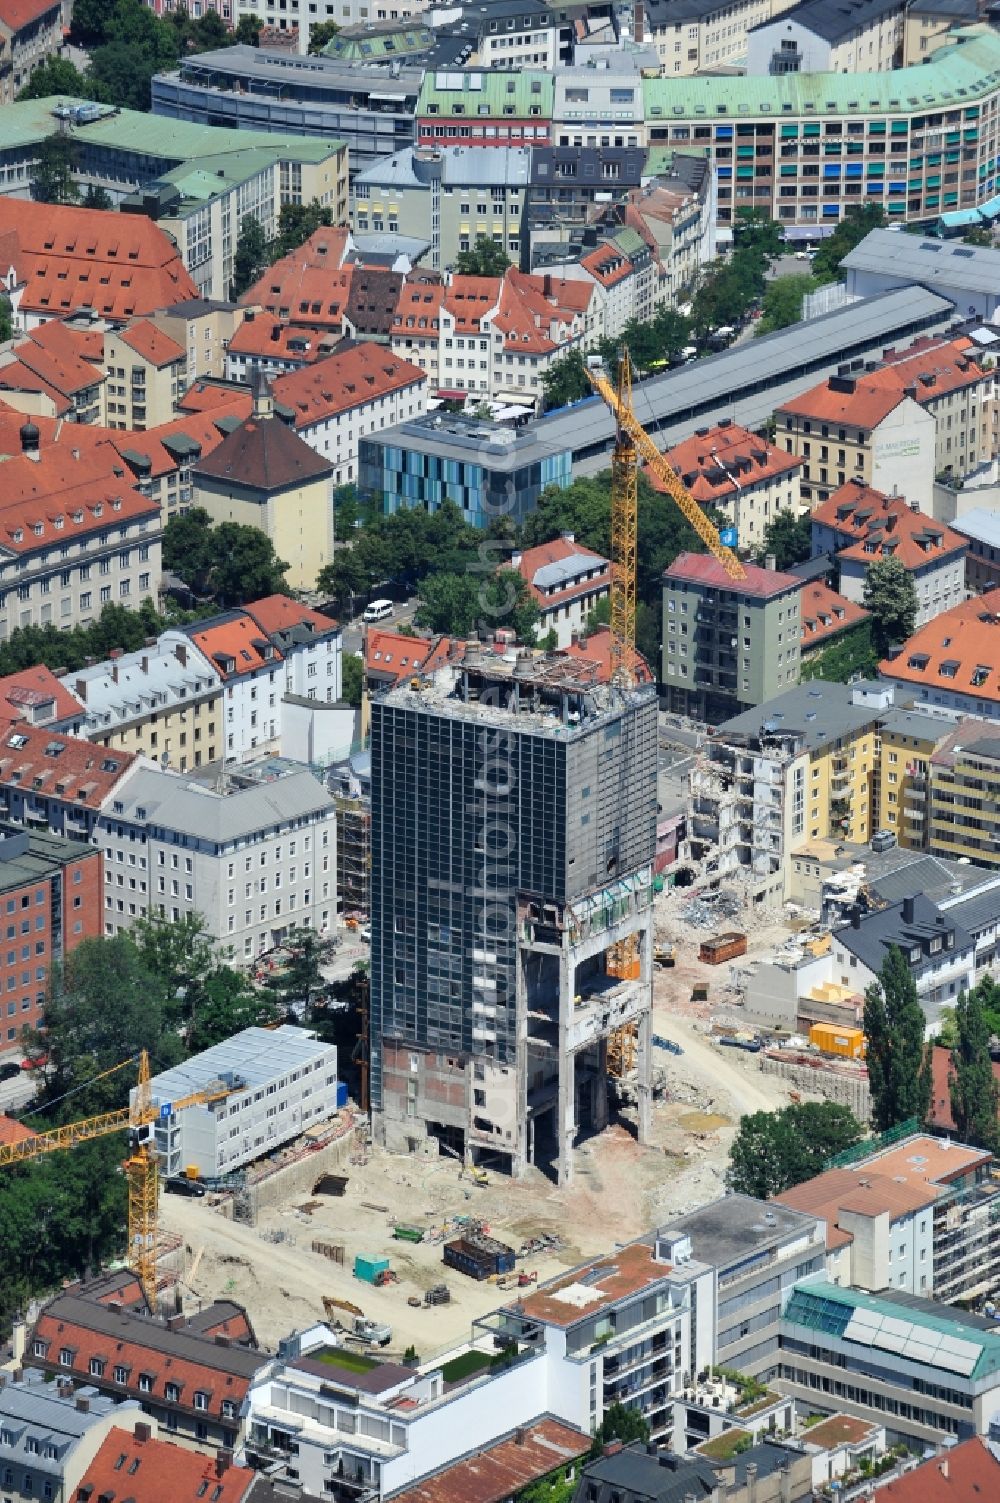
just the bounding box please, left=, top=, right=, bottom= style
left=336, top=794, right=371, bottom=915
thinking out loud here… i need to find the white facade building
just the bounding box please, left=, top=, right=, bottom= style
left=138, top=1024, right=339, bottom=1178
left=99, top=763, right=337, bottom=958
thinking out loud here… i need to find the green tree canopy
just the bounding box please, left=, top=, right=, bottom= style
left=590, top=1403, right=650, bottom=1457
left=31, top=135, right=81, bottom=205
left=950, top=981, right=1000, bottom=1153
left=863, top=556, right=919, bottom=659
left=863, top=944, right=932, bottom=1133
left=540, top=349, right=591, bottom=412
left=755, top=510, right=812, bottom=570
left=341, top=651, right=363, bottom=706
left=274, top=200, right=333, bottom=259
left=263, top=926, right=327, bottom=1011
left=316, top=499, right=482, bottom=611
left=812, top=204, right=887, bottom=284
left=414, top=566, right=538, bottom=642
left=800, top=620, right=878, bottom=683
left=234, top=12, right=263, bottom=43
left=16, top=57, right=91, bottom=100
left=453, top=237, right=511, bottom=277
left=755, top=274, right=817, bottom=336
left=69, top=0, right=112, bottom=44
left=726, top=1101, right=863, bottom=1199
left=307, top=19, right=340, bottom=51
left=230, top=215, right=270, bottom=299
left=88, top=0, right=182, bottom=112
left=163, top=508, right=289, bottom=605
left=188, top=968, right=280, bottom=1054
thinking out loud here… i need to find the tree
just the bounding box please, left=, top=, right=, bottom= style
left=132, top=911, right=217, bottom=1028
left=89, top=0, right=181, bottom=111
left=69, top=0, right=111, bottom=45
left=163, top=508, right=217, bottom=596
left=274, top=200, right=333, bottom=259
left=264, top=926, right=326, bottom=1010
left=31, top=134, right=80, bottom=205
left=307, top=19, right=340, bottom=51
left=187, top=968, right=280, bottom=1054
left=812, top=204, right=887, bottom=284
left=453, top=237, right=511, bottom=277
left=755, top=510, right=812, bottom=570
left=83, top=184, right=113, bottom=211
left=800, top=620, right=878, bottom=683
left=863, top=556, right=918, bottom=658
left=230, top=215, right=270, bottom=300
left=962, top=226, right=994, bottom=248
left=950, top=983, right=1000, bottom=1152
left=755, top=274, right=817, bottom=336
left=726, top=1101, right=863, bottom=1199
left=584, top=595, right=611, bottom=636
left=0, top=296, right=11, bottom=346
left=341, top=651, right=363, bottom=707
left=590, top=1404, right=650, bottom=1457
left=415, top=567, right=538, bottom=642
left=864, top=945, right=932, bottom=1133
left=234, top=12, right=263, bottom=44
left=211, top=522, right=289, bottom=605
left=17, top=56, right=91, bottom=100
left=541, top=349, right=591, bottom=412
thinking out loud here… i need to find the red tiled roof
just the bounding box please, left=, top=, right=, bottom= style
left=665, top=551, right=802, bottom=600
left=775, top=1165, right=939, bottom=1250
left=386, top=1419, right=589, bottom=1503
left=186, top=613, right=283, bottom=682
left=117, top=320, right=186, bottom=368
left=580, top=242, right=633, bottom=289
left=491, top=268, right=593, bottom=356
left=11, top=327, right=104, bottom=398
left=514, top=534, right=610, bottom=608
left=800, top=582, right=869, bottom=649
left=177, top=381, right=253, bottom=416
left=0, top=1116, right=36, bottom=1146
left=242, top=227, right=353, bottom=331
left=875, top=335, right=987, bottom=403
left=928, top=1043, right=1000, bottom=1132
left=392, top=282, right=444, bottom=335
left=0, top=200, right=197, bottom=321
left=78, top=1427, right=255, bottom=1503
left=243, top=595, right=337, bottom=636
left=661, top=420, right=802, bottom=504
left=272, top=344, right=425, bottom=429
left=0, top=358, right=73, bottom=415
left=812, top=481, right=967, bottom=573
left=30, top=317, right=105, bottom=366
left=0, top=665, right=85, bottom=726
left=0, top=715, right=135, bottom=809
left=776, top=376, right=909, bottom=429
left=879, top=588, right=1000, bottom=703
left=0, top=0, right=58, bottom=34
left=0, top=442, right=159, bottom=556
left=365, top=629, right=438, bottom=683
left=558, top=625, right=652, bottom=685
left=226, top=312, right=333, bottom=365
left=878, top=1438, right=1000, bottom=1500
left=444, top=276, right=503, bottom=333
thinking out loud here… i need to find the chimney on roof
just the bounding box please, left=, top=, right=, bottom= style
left=940, top=1457, right=949, bottom=1480
left=514, top=1428, right=527, bottom=1446
left=166, top=1314, right=185, bottom=1332
left=902, top=895, right=915, bottom=924
left=602, top=1440, right=624, bottom=1457
left=174, top=644, right=187, bottom=668
left=560, top=531, right=575, bottom=544
left=75, top=1397, right=90, bottom=1414
left=765, top=554, right=776, bottom=572
left=19, top=421, right=40, bottom=461
left=109, top=648, right=124, bottom=660
left=111, top=664, right=119, bottom=685
left=250, top=365, right=274, bottom=421
left=851, top=907, right=862, bottom=930
left=75, top=679, right=87, bottom=703
left=214, top=1334, right=231, bottom=1347
left=216, top=1450, right=233, bottom=1477
left=510, top=549, right=522, bottom=568
left=133, top=1423, right=152, bottom=1443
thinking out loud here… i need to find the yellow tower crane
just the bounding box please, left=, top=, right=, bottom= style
left=0, top=1051, right=240, bottom=1307
left=584, top=352, right=745, bottom=1077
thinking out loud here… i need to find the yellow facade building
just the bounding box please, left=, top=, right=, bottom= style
left=103, top=321, right=188, bottom=431
left=874, top=707, right=947, bottom=851
left=190, top=373, right=334, bottom=592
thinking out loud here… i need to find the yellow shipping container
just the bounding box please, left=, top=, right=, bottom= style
left=809, top=1023, right=865, bottom=1059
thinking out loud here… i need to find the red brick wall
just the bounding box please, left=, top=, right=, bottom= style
left=64, top=847, right=102, bottom=956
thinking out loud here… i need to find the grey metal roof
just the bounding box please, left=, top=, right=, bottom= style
left=842, top=228, right=1000, bottom=295
left=146, top=1024, right=334, bottom=1101
left=869, top=855, right=970, bottom=906
left=36, top=1294, right=267, bottom=1378
left=365, top=411, right=570, bottom=470
left=662, top=1194, right=820, bottom=1269
left=533, top=287, right=955, bottom=466
left=951, top=506, right=1000, bottom=550
left=112, top=765, right=333, bottom=845
left=180, top=44, right=423, bottom=99
left=532, top=552, right=603, bottom=589
left=581, top=1446, right=717, bottom=1503
left=0, top=1374, right=129, bottom=1475
left=748, top=0, right=904, bottom=46
left=877, top=707, right=951, bottom=740
left=356, top=144, right=531, bottom=189
left=715, top=682, right=880, bottom=755
left=941, top=880, right=1000, bottom=937
left=833, top=893, right=974, bottom=979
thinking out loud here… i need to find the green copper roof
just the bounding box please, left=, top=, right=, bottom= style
left=323, top=24, right=432, bottom=59
left=416, top=69, right=554, bottom=119
left=643, top=25, right=1000, bottom=122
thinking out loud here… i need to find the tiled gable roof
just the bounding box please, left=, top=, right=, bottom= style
left=76, top=1428, right=255, bottom=1503
left=272, top=343, right=424, bottom=428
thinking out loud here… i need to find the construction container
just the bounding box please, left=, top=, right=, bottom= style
left=443, top=1233, right=516, bottom=1281
left=809, top=1023, right=865, bottom=1059
left=354, top=1254, right=390, bottom=1284
left=393, top=1224, right=425, bottom=1243
left=699, top=932, right=747, bottom=965
left=336, top=1081, right=349, bottom=1109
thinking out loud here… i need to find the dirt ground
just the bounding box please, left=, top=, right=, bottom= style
left=160, top=893, right=801, bottom=1357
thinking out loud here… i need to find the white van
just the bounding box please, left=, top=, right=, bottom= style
left=363, top=599, right=393, bottom=623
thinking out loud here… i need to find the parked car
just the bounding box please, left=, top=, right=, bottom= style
left=0, top=1061, right=21, bottom=1082
left=164, top=1176, right=207, bottom=1198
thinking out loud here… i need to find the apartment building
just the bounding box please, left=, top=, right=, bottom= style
left=0, top=664, right=85, bottom=736
left=799, top=582, right=869, bottom=666
left=471, top=0, right=564, bottom=70
left=184, top=613, right=282, bottom=765
left=642, top=27, right=1000, bottom=233
left=952, top=508, right=1000, bottom=594
left=140, top=1025, right=339, bottom=1178
left=352, top=147, right=530, bottom=272
left=0, top=0, right=62, bottom=104
left=27, top=1293, right=264, bottom=1450
left=621, top=159, right=717, bottom=309
left=776, top=372, right=936, bottom=509
left=103, top=322, right=188, bottom=432
left=779, top=1279, right=1000, bottom=1445
left=525, top=147, right=647, bottom=263
left=415, top=70, right=554, bottom=150
left=225, top=313, right=335, bottom=384
left=80, top=1428, right=256, bottom=1503
left=927, top=726, right=1000, bottom=867
left=0, top=720, right=138, bottom=845
left=874, top=336, right=992, bottom=481
left=661, top=553, right=803, bottom=723
left=552, top=71, right=646, bottom=150
left=830, top=891, right=974, bottom=1021
left=777, top=1133, right=1000, bottom=1304
left=0, top=823, right=101, bottom=1051
left=747, top=0, right=906, bottom=78
left=243, top=594, right=346, bottom=767
left=689, top=680, right=887, bottom=907
left=874, top=704, right=944, bottom=851
left=0, top=1370, right=147, bottom=1503
left=370, top=650, right=657, bottom=1184
left=878, top=588, right=1000, bottom=720
left=539, top=230, right=653, bottom=341
left=809, top=482, right=967, bottom=627
left=0, top=427, right=162, bottom=638
left=192, top=373, right=335, bottom=593
left=151, top=297, right=248, bottom=382
left=660, top=420, right=803, bottom=552
left=388, top=283, right=445, bottom=390
left=359, top=410, right=572, bottom=530
left=642, top=0, right=798, bottom=76
left=0, top=322, right=105, bottom=423
left=64, top=633, right=222, bottom=772
left=511, top=534, right=611, bottom=648
left=270, top=344, right=426, bottom=488
left=100, top=763, right=337, bottom=956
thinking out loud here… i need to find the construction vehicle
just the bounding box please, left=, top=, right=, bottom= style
left=0, top=1051, right=241, bottom=1306
left=393, top=1223, right=425, bottom=1243
left=465, top=1164, right=488, bottom=1188
left=323, top=1296, right=365, bottom=1321
left=654, top=944, right=675, bottom=968
left=321, top=1296, right=391, bottom=1346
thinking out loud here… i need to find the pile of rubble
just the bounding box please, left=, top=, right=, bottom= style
left=679, top=889, right=743, bottom=928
